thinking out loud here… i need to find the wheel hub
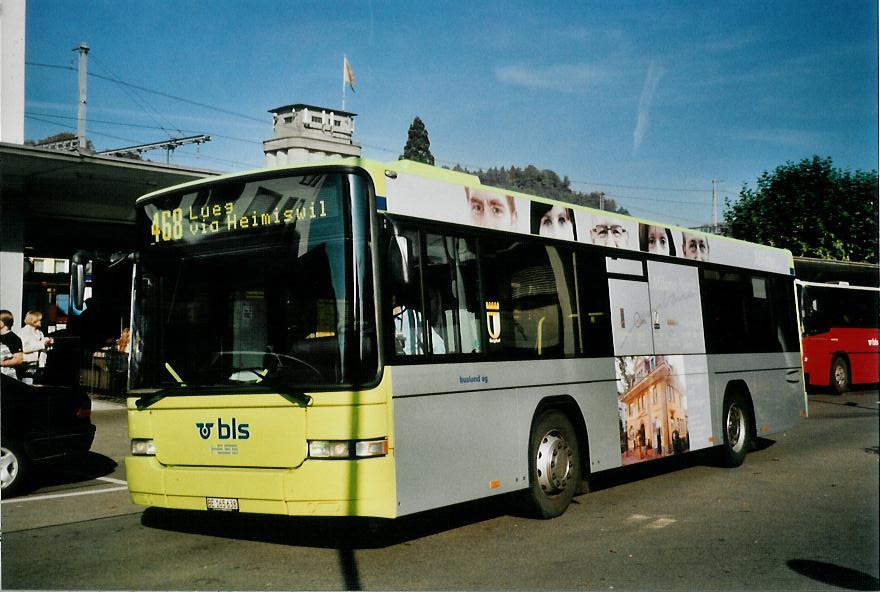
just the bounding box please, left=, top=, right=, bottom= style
left=536, top=430, right=572, bottom=495
left=726, top=404, right=746, bottom=453
left=0, top=447, right=19, bottom=489
left=834, top=364, right=847, bottom=386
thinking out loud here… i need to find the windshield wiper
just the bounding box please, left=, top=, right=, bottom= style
left=237, top=368, right=312, bottom=406
left=135, top=384, right=189, bottom=410
left=134, top=362, right=190, bottom=410
left=135, top=382, right=306, bottom=410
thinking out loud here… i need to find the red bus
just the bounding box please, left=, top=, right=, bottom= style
left=798, top=281, right=879, bottom=393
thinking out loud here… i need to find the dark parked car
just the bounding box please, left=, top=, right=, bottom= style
left=1, top=374, right=96, bottom=497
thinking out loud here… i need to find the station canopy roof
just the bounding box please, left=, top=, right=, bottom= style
left=1, top=142, right=220, bottom=256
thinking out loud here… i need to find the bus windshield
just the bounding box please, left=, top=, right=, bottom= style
left=129, top=171, right=377, bottom=392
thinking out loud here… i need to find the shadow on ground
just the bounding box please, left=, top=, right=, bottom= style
left=142, top=493, right=513, bottom=550
left=36, top=451, right=118, bottom=489
left=140, top=440, right=777, bottom=550
left=788, top=559, right=879, bottom=591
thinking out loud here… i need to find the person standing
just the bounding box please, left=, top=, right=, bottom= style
left=0, top=309, right=24, bottom=379
left=20, top=310, right=53, bottom=383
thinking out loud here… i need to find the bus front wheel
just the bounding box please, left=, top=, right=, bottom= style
left=719, top=393, right=752, bottom=468
left=524, top=410, right=580, bottom=519
left=830, top=356, right=850, bottom=395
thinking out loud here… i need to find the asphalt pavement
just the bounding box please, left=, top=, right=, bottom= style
left=1, top=388, right=877, bottom=591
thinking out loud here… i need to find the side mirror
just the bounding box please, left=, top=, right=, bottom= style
left=70, top=254, right=86, bottom=311
left=387, top=230, right=413, bottom=289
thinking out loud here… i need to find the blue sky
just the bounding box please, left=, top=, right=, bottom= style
left=24, top=1, right=878, bottom=227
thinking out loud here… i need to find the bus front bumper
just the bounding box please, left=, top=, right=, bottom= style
left=125, top=455, right=397, bottom=518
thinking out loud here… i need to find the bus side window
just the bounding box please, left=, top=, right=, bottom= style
left=480, top=240, right=578, bottom=358
left=387, top=227, right=425, bottom=356
left=574, top=251, right=613, bottom=357
left=770, top=277, right=799, bottom=352
left=423, top=234, right=482, bottom=355
left=702, top=270, right=798, bottom=354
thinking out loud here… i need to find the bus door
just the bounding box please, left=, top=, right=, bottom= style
left=608, top=257, right=712, bottom=465
left=646, top=260, right=712, bottom=455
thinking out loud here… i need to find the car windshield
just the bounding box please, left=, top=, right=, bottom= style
left=129, top=171, right=377, bottom=392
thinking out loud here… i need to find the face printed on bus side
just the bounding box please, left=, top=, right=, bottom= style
left=646, top=226, right=670, bottom=256
left=682, top=233, right=709, bottom=260
left=591, top=217, right=629, bottom=248
left=539, top=205, right=575, bottom=240
left=466, top=189, right=517, bottom=231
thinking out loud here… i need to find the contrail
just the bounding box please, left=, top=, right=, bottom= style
left=633, top=62, right=664, bottom=154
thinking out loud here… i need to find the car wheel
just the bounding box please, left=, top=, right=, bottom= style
left=830, top=357, right=850, bottom=395
left=1, top=442, right=30, bottom=497
left=719, top=393, right=752, bottom=468
left=523, top=410, right=580, bottom=519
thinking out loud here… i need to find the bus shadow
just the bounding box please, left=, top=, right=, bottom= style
left=141, top=494, right=512, bottom=550
left=584, top=439, right=776, bottom=493
left=140, top=442, right=778, bottom=549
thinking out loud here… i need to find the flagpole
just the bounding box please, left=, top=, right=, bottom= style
left=342, top=54, right=347, bottom=111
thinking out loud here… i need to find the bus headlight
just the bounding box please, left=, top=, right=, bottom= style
left=131, top=439, right=156, bottom=456
left=308, top=438, right=387, bottom=459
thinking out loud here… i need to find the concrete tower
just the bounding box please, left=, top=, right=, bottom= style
left=263, top=104, right=361, bottom=166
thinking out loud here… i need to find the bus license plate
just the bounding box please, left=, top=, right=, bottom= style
left=206, top=497, right=239, bottom=511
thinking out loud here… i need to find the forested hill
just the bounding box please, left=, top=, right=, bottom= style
left=452, top=164, right=628, bottom=215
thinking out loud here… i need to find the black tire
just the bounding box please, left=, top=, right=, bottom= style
left=1, top=442, right=30, bottom=497
left=830, top=356, right=851, bottom=395
left=719, top=393, right=752, bottom=468
left=523, top=410, right=580, bottom=519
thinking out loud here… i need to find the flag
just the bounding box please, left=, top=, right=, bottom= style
left=343, top=56, right=356, bottom=93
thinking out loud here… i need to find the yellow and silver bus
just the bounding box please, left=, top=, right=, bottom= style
left=125, top=159, right=805, bottom=519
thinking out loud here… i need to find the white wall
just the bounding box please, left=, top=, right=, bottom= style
left=0, top=0, right=26, bottom=322
left=0, top=0, right=26, bottom=144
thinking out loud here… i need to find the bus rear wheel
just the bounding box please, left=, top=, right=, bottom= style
left=719, top=393, right=752, bottom=468
left=524, top=410, right=580, bottom=519
left=830, top=356, right=850, bottom=395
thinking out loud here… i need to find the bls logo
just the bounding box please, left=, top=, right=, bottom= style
left=195, top=418, right=250, bottom=440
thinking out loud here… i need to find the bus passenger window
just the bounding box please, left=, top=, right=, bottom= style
left=423, top=234, right=482, bottom=355
left=575, top=251, right=613, bottom=357
left=481, top=240, right=579, bottom=358
left=387, top=227, right=425, bottom=356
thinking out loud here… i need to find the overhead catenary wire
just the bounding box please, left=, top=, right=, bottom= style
left=26, top=61, right=734, bottom=196
left=25, top=111, right=262, bottom=145
left=25, top=114, right=262, bottom=169
left=91, top=55, right=184, bottom=139
left=27, top=61, right=265, bottom=123
left=25, top=60, right=736, bottom=225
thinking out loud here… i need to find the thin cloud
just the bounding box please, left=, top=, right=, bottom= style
left=633, top=62, right=664, bottom=154
left=495, top=63, right=610, bottom=92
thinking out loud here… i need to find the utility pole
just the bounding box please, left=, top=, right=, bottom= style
left=599, top=191, right=605, bottom=211
left=711, top=179, right=717, bottom=228
left=74, top=42, right=90, bottom=153
left=711, top=179, right=725, bottom=232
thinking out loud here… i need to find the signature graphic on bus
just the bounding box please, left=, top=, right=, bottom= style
left=459, top=375, right=489, bottom=385
left=195, top=418, right=251, bottom=440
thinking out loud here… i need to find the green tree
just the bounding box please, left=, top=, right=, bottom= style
left=400, top=117, right=435, bottom=165
left=463, top=164, right=628, bottom=215
left=725, top=156, right=878, bottom=263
